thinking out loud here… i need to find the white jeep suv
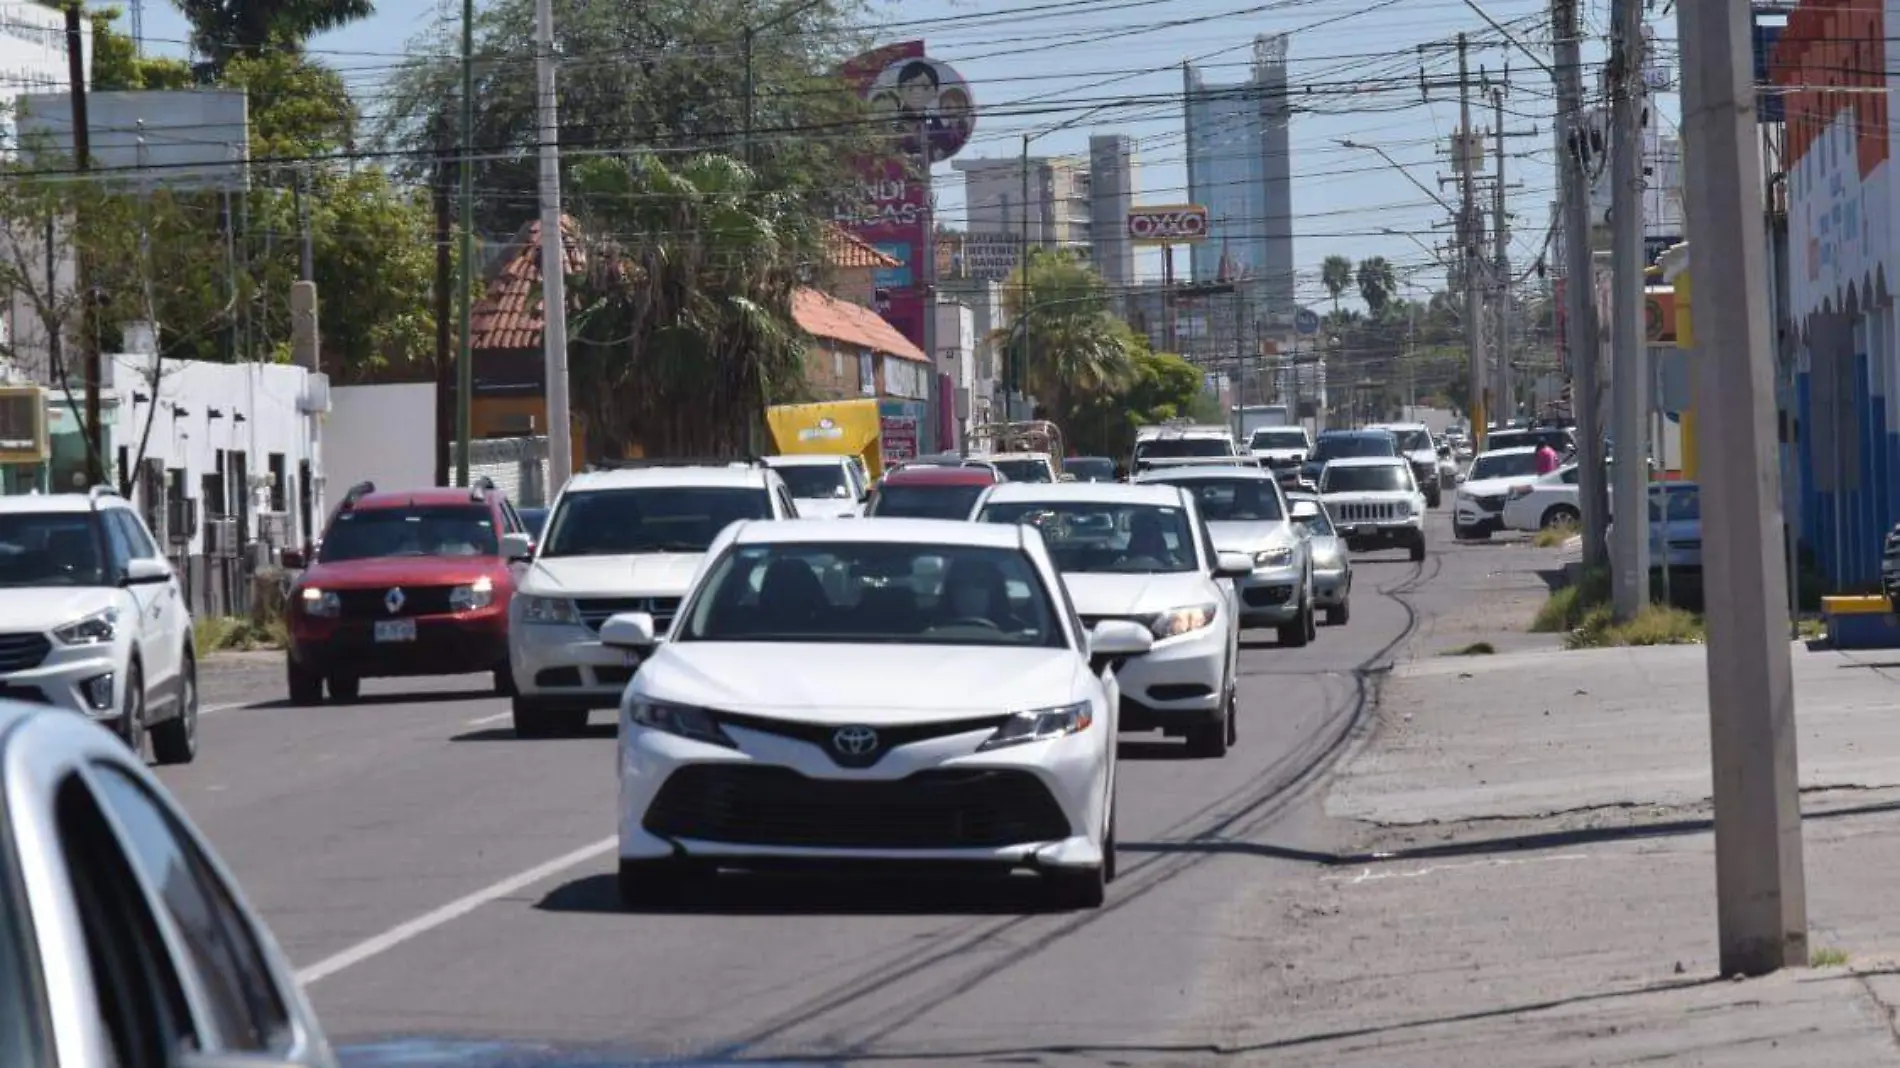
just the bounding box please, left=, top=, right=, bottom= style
left=1319, top=457, right=1429, bottom=562
left=0, top=489, right=198, bottom=763
left=507, top=461, right=799, bottom=737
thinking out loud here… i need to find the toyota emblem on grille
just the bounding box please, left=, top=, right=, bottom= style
left=384, top=587, right=406, bottom=614
left=832, top=725, right=879, bottom=756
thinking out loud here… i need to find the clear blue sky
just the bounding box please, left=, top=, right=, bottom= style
left=132, top=0, right=1678, bottom=312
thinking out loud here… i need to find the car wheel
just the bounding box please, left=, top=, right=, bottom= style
left=617, top=858, right=692, bottom=909
left=512, top=696, right=589, bottom=738
left=1324, top=600, right=1352, bottom=626
left=327, top=674, right=361, bottom=702
left=1044, top=865, right=1106, bottom=909
left=151, top=651, right=199, bottom=765
left=1409, top=539, right=1427, bottom=563
left=1304, top=591, right=1318, bottom=641
left=286, top=658, right=323, bottom=705
left=1542, top=504, right=1581, bottom=529
left=1223, top=681, right=1239, bottom=747
left=494, top=663, right=517, bottom=696
left=115, top=661, right=146, bottom=760
left=1103, top=803, right=1118, bottom=884
left=1276, top=599, right=1310, bottom=648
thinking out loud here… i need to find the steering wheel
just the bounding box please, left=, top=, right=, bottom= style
left=946, top=616, right=1002, bottom=630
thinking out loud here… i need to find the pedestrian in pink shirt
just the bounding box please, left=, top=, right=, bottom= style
left=1534, top=442, right=1560, bottom=475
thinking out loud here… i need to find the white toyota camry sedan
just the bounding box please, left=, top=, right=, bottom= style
left=605, top=517, right=1153, bottom=910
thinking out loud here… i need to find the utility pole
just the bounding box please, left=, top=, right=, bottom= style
left=64, top=5, right=102, bottom=488
left=434, top=147, right=454, bottom=488
left=1019, top=133, right=1031, bottom=417
left=534, top=0, right=573, bottom=491
left=1455, top=33, right=1487, bottom=452
left=455, top=0, right=477, bottom=487
left=1677, top=0, right=1807, bottom=975
left=1555, top=0, right=1608, bottom=568
left=1609, top=0, right=1651, bottom=618
left=918, top=116, right=939, bottom=452
left=1492, top=87, right=1512, bottom=423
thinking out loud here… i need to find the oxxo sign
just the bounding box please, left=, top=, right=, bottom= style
left=1126, top=205, right=1209, bottom=245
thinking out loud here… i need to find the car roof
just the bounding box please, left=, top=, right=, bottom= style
left=981, top=452, right=1053, bottom=461
left=732, top=517, right=1025, bottom=548
left=982, top=481, right=1186, bottom=506
left=1318, top=428, right=1392, bottom=438
left=350, top=488, right=496, bottom=511
left=1475, top=446, right=1540, bottom=458
left=1136, top=464, right=1274, bottom=482
left=883, top=465, right=998, bottom=486
left=1369, top=422, right=1428, bottom=431
left=0, top=493, right=111, bottom=515
left=763, top=454, right=850, bottom=468
left=1325, top=455, right=1409, bottom=468
left=565, top=464, right=771, bottom=491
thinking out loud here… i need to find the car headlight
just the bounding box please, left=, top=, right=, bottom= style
left=980, top=700, right=1093, bottom=750
left=449, top=575, right=496, bottom=611
left=518, top=594, right=581, bottom=625
left=299, top=587, right=340, bottom=618
left=53, top=608, right=117, bottom=646
left=629, top=699, right=735, bottom=748
left=1145, top=603, right=1219, bottom=638
left=1253, top=546, right=1294, bottom=568
left=1311, top=545, right=1344, bottom=569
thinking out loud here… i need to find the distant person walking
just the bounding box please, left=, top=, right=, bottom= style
left=1534, top=441, right=1561, bottom=475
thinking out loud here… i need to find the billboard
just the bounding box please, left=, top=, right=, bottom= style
left=838, top=42, right=976, bottom=353
left=17, top=90, right=250, bottom=192
left=941, top=231, right=1019, bottom=281
left=1126, top=205, right=1209, bottom=245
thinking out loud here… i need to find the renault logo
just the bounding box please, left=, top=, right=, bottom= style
left=831, top=725, right=879, bottom=757
left=384, top=587, right=406, bottom=615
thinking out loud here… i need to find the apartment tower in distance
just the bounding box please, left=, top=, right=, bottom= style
left=1183, top=34, right=1294, bottom=331
left=1087, top=134, right=1137, bottom=300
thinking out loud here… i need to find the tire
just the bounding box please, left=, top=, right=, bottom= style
left=1409, top=538, right=1427, bottom=563
left=617, top=858, right=692, bottom=909
left=1324, top=600, right=1352, bottom=626
left=1304, top=590, right=1318, bottom=641
left=115, top=661, right=145, bottom=760
left=1277, top=599, right=1310, bottom=648
left=494, top=663, right=517, bottom=696
left=512, top=696, right=589, bottom=739
left=150, top=652, right=199, bottom=766
left=1044, top=865, right=1106, bottom=909
left=1103, top=808, right=1118, bottom=884
left=1541, top=504, right=1581, bottom=529
left=1224, top=681, right=1239, bottom=747
left=286, top=658, right=323, bottom=705
left=327, top=674, right=361, bottom=702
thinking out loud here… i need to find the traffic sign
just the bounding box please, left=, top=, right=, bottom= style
left=1294, top=307, right=1320, bottom=335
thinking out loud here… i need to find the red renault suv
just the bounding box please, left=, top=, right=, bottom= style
left=283, top=482, right=533, bottom=704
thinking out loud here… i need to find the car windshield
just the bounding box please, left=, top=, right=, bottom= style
left=1154, top=478, right=1284, bottom=522
left=992, top=458, right=1053, bottom=483
left=1250, top=428, right=1307, bottom=450
left=541, top=487, right=770, bottom=557
left=676, top=542, right=1064, bottom=648
left=1322, top=465, right=1411, bottom=494
left=319, top=505, right=499, bottom=562
left=1312, top=435, right=1394, bottom=462
left=0, top=512, right=106, bottom=587
left=1388, top=429, right=1431, bottom=451
left=1290, top=500, right=1336, bottom=536
left=773, top=464, right=851, bottom=500
left=1065, top=458, right=1116, bottom=482
left=1470, top=452, right=1541, bottom=481
left=1136, top=437, right=1233, bottom=459
left=519, top=508, right=549, bottom=537
left=869, top=483, right=988, bottom=520
left=978, top=501, right=1199, bottom=574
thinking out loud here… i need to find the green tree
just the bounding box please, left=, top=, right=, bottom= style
left=995, top=251, right=1140, bottom=432
left=90, top=7, right=194, bottom=90
left=221, top=52, right=356, bottom=162
left=565, top=153, right=817, bottom=457
left=1355, top=256, right=1398, bottom=317
left=174, top=0, right=373, bottom=77
left=1320, top=254, right=1353, bottom=313
left=1061, top=348, right=1207, bottom=459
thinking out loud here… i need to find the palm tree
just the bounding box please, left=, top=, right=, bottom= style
left=994, top=252, right=1139, bottom=429
left=1356, top=256, right=1398, bottom=317
left=566, top=153, right=816, bottom=457
left=176, top=0, right=373, bottom=74
left=1320, top=255, right=1353, bottom=313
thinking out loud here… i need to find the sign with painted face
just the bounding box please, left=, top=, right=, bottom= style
left=1126, top=205, right=1210, bottom=245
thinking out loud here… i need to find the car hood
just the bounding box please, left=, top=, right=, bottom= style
left=1251, top=447, right=1306, bottom=461
left=300, top=556, right=503, bottom=589
left=640, top=643, right=1082, bottom=721
left=1205, top=519, right=1295, bottom=553
left=0, top=586, right=125, bottom=631
left=1061, top=571, right=1212, bottom=616
left=1460, top=474, right=1539, bottom=497
left=1322, top=490, right=1417, bottom=505
left=1404, top=449, right=1436, bottom=466
left=793, top=496, right=859, bottom=519
left=524, top=553, right=703, bottom=598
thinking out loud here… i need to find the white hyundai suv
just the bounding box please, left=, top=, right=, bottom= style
left=507, top=461, right=800, bottom=737
left=972, top=481, right=1253, bottom=758
left=0, top=489, right=199, bottom=763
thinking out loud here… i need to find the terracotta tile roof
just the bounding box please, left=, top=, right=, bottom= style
left=469, top=216, right=587, bottom=352
left=792, top=288, right=927, bottom=363
left=824, top=225, right=901, bottom=269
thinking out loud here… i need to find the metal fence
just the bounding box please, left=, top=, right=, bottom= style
left=451, top=436, right=551, bottom=507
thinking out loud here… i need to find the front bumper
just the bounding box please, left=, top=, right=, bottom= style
left=1340, top=520, right=1424, bottom=550
left=512, top=620, right=643, bottom=709
left=1311, top=566, right=1349, bottom=606
left=618, top=711, right=1108, bottom=872
left=1453, top=495, right=1505, bottom=534
left=290, top=608, right=509, bottom=678
left=1235, top=565, right=1302, bottom=625
left=1112, top=622, right=1227, bottom=729
left=0, top=636, right=124, bottom=719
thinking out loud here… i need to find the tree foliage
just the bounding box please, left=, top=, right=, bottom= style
left=1355, top=256, right=1397, bottom=316
left=1320, top=254, right=1353, bottom=312
left=90, top=7, right=194, bottom=90
left=174, top=0, right=374, bottom=78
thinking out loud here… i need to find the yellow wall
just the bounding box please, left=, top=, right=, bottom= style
left=470, top=395, right=595, bottom=470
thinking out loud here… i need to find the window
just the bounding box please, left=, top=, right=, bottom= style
left=319, top=505, right=500, bottom=562
left=267, top=454, right=286, bottom=512
left=1470, top=451, right=1541, bottom=481
left=678, top=542, right=1064, bottom=649
left=978, top=501, right=1199, bottom=574
left=867, top=482, right=987, bottom=520
left=541, top=487, right=772, bottom=558
left=1321, top=465, right=1412, bottom=494
left=1249, top=428, right=1307, bottom=450
left=1389, top=429, right=1431, bottom=451
left=0, top=512, right=110, bottom=588
left=89, top=764, right=291, bottom=1052
left=1310, top=435, right=1396, bottom=463
left=1135, top=437, right=1234, bottom=460
left=1291, top=499, right=1335, bottom=536
left=774, top=464, right=850, bottom=500
left=113, top=511, right=161, bottom=559
left=992, top=458, right=1054, bottom=483
left=1149, top=477, right=1284, bottom=522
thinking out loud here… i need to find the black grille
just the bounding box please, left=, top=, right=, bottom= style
left=0, top=633, right=50, bottom=673
left=1471, top=494, right=1505, bottom=512
left=643, top=765, right=1073, bottom=849
left=335, top=586, right=455, bottom=619
left=0, top=683, right=47, bottom=704
left=1242, top=584, right=1293, bottom=607
left=576, top=596, right=681, bottom=635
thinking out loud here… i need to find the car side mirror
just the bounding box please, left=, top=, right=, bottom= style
left=599, top=611, right=658, bottom=649
left=279, top=548, right=305, bottom=569
left=1214, top=551, right=1254, bottom=579
left=500, top=531, right=535, bottom=560
left=1290, top=500, right=1320, bottom=521
left=1087, top=619, right=1153, bottom=673
left=121, top=557, right=171, bottom=586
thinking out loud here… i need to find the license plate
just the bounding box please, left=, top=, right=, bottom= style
left=374, top=619, right=416, bottom=643
left=1353, top=525, right=1374, bottom=536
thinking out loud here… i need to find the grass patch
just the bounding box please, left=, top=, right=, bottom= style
left=1530, top=524, right=1578, bottom=549
left=1812, top=946, right=1850, bottom=967
left=1442, top=641, right=1497, bottom=656
left=1531, top=568, right=1612, bottom=633
left=1796, top=617, right=1826, bottom=641
left=193, top=616, right=287, bottom=653
left=1567, top=604, right=1704, bottom=649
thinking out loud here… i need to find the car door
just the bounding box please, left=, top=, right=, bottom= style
left=100, top=510, right=163, bottom=698
left=113, top=511, right=182, bottom=699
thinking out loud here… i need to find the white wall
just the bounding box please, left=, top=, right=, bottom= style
left=326, top=383, right=436, bottom=501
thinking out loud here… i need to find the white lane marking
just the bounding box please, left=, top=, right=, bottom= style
left=202, top=702, right=250, bottom=716
left=466, top=710, right=513, bottom=726
left=295, top=835, right=617, bottom=986
left=1324, top=853, right=1589, bottom=886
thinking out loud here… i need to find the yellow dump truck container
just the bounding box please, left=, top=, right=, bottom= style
left=766, top=399, right=887, bottom=480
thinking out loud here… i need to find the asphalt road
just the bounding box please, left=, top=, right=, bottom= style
left=159, top=509, right=1521, bottom=1065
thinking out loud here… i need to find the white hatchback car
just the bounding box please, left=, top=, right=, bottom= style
left=972, top=481, right=1253, bottom=758
left=607, top=518, right=1152, bottom=909
left=0, top=490, right=198, bottom=764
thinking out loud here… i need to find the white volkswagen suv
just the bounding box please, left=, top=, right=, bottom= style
left=0, top=489, right=198, bottom=763
left=972, top=481, right=1253, bottom=758
left=507, top=460, right=799, bottom=738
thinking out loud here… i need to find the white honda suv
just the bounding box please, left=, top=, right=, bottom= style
left=0, top=489, right=199, bottom=763
left=507, top=460, right=800, bottom=737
